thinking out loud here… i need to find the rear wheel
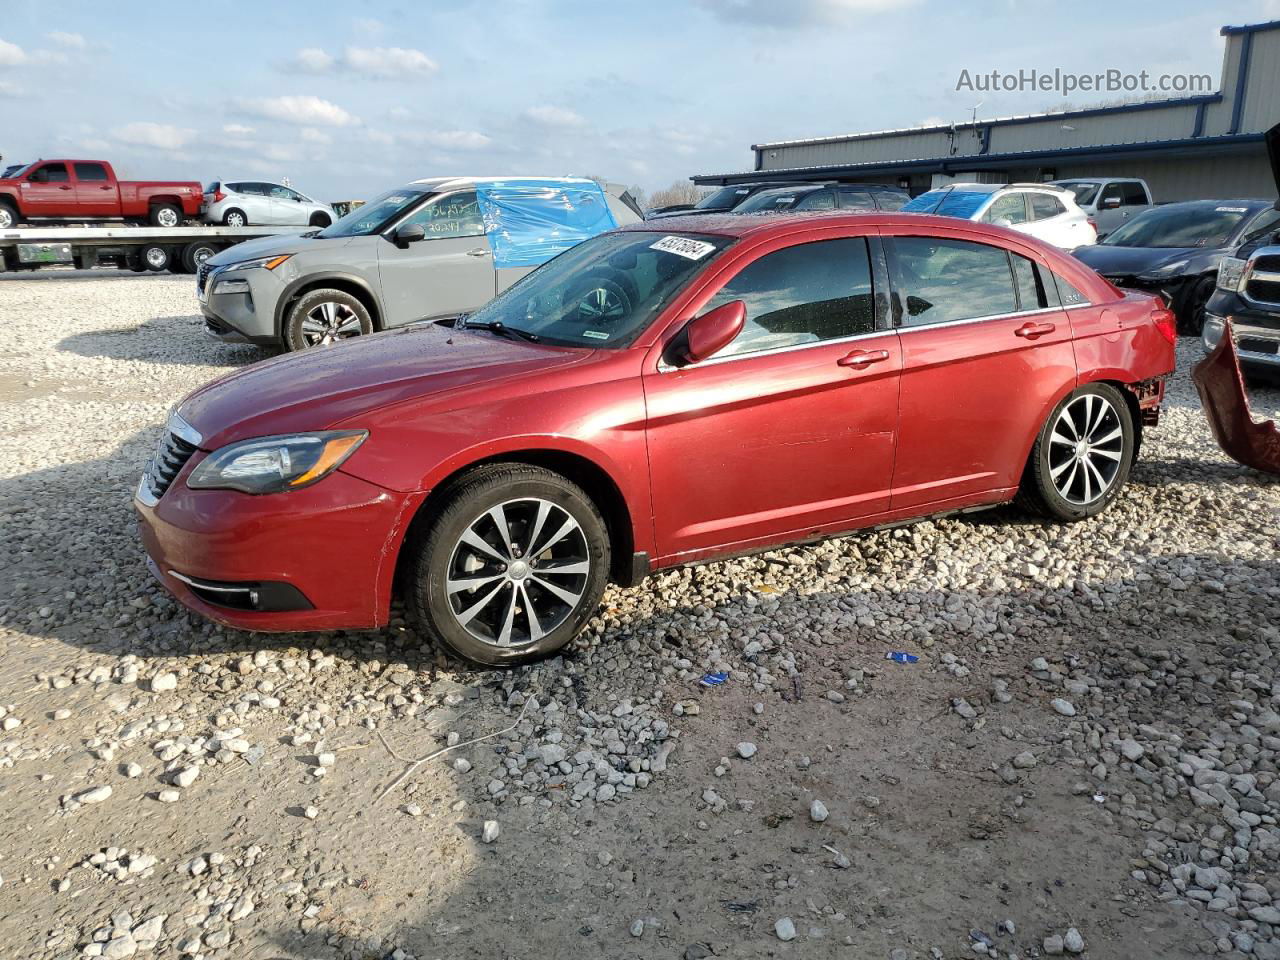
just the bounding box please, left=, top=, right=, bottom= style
left=283, top=288, right=373, bottom=350
left=1017, top=383, right=1135, bottom=521
left=139, top=243, right=171, bottom=272
left=149, top=203, right=181, bottom=228
left=181, top=240, right=219, bottom=273
left=408, top=464, right=610, bottom=666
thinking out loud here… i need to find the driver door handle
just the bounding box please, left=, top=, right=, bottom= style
left=837, top=348, right=891, bottom=369
left=1015, top=321, right=1056, bottom=339
left=466, top=248, right=489, bottom=257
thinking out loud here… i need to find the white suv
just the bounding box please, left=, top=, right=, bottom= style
left=902, top=183, right=1096, bottom=249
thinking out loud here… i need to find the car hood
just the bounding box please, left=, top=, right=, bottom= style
left=206, top=232, right=347, bottom=266
left=177, top=323, right=589, bottom=450
left=1072, top=244, right=1207, bottom=276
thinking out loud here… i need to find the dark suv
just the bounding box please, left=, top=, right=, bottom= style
left=1202, top=123, right=1280, bottom=382
left=732, top=182, right=909, bottom=214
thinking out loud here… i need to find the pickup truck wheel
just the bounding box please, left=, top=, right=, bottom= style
left=0, top=201, right=17, bottom=230
left=1016, top=383, right=1134, bottom=522
left=139, top=244, right=171, bottom=272
left=408, top=464, right=611, bottom=666
left=181, top=241, right=219, bottom=273
left=222, top=209, right=247, bottom=228
left=150, top=203, right=182, bottom=228
left=283, top=288, right=373, bottom=350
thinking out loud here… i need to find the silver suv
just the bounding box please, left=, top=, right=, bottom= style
left=202, top=180, right=335, bottom=228
left=198, top=177, right=641, bottom=351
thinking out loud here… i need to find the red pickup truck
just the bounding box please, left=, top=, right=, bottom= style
left=0, top=159, right=203, bottom=229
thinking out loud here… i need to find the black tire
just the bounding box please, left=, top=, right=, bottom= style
left=1177, top=275, right=1216, bottom=337
left=222, top=208, right=248, bottom=228
left=0, top=200, right=18, bottom=230
left=1016, top=382, right=1135, bottom=522
left=408, top=464, right=610, bottom=666
left=139, top=243, right=171, bottom=272
left=181, top=241, right=219, bottom=273
left=309, top=212, right=332, bottom=228
left=283, top=288, right=373, bottom=351
left=149, top=203, right=182, bottom=228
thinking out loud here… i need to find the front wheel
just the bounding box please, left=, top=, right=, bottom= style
left=309, top=212, right=332, bottom=228
left=283, top=288, right=373, bottom=350
left=0, top=201, right=17, bottom=230
left=1178, top=275, right=1216, bottom=337
left=1017, top=383, right=1135, bottom=521
left=408, top=464, right=610, bottom=666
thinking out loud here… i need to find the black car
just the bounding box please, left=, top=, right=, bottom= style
left=647, top=181, right=811, bottom=219
left=1201, top=123, right=1280, bottom=383
left=1073, top=197, right=1280, bottom=335
left=730, top=182, right=909, bottom=214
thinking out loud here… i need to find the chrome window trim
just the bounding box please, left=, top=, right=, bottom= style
left=896, top=304, right=1065, bottom=334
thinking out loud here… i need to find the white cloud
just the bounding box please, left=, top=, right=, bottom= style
left=47, top=31, right=86, bottom=49
left=237, top=95, right=358, bottom=127
left=300, top=127, right=332, bottom=144
left=111, top=121, right=197, bottom=151
left=288, top=47, right=334, bottom=73
left=0, top=37, right=26, bottom=66
left=523, top=105, right=587, bottom=128
left=403, top=129, right=492, bottom=150
left=282, top=45, right=438, bottom=80
left=342, top=46, right=438, bottom=79
left=222, top=123, right=255, bottom=136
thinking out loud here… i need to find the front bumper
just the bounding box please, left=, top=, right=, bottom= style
left=135, top=464, right=417, bottom=632
left=197, top=265, right=285, bottom=345
left=1202, top=293, right=1280, bottom=371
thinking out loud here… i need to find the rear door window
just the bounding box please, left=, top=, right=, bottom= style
left=888, top=236, right=1019, bottom=326
left=836, top=187, right=876, bottom=211
left=701, top=237, right=876, bottom=358
left=73, top=162, right=108, bottom=182
left=983, top=193, right=1029, bottom=225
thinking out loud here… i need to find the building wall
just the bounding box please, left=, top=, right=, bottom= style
left=1054, top=154, right=1276, bottom=201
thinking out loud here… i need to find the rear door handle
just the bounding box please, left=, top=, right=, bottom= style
left=1015, top=321, right=1056, bottom=339
left=466, top=248, right=489, bottom=257
left=59, top=185, right=72, bottom=191
left=837, top=348, right=891, bottom=369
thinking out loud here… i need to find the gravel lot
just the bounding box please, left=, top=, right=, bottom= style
left=1, top=270, right=1278, bottom=960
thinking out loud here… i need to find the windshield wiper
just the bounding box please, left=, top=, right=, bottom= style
left=463, top=319, right=540, bottom=343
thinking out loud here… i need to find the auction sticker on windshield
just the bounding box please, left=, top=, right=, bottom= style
left=650, top=236, right=717, bottom=260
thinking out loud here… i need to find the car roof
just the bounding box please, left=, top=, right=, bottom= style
left=407, top=175, right=599, bottom=191
left=614, top=210, right=1027, bottom=240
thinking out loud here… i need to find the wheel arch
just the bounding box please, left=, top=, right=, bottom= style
left=274, top=273, right=384, bottom=337
left=147, top=195, right=183, bottom=210
left=390, top=448, right=640, bottom=606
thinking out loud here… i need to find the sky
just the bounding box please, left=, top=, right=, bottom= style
left=1, top=0, right=1278, bottom=203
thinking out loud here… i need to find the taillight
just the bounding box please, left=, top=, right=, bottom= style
left=1152, top=303, right=1177, bottom=345
left=213, top=190, right=225, bottom=203
left=1086, top=217, right=1098, bottom=236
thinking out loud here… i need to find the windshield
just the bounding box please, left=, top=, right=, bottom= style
left=316, top=188, right=428, bottom=238
left=1056, top=182, right=1100, bottom=205
left=901, top=188, right=991, bottom=219
left=463, top=231, right=734, bottom=348
left=2, top=163, right=28, bottom=178
left=1103, top=204, right=1253, bottom=248
left=694, top=186, right=752, bottom=210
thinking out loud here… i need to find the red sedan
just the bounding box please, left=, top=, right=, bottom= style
left=135, top=212, right=1177, bottom=665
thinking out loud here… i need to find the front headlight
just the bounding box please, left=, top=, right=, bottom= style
left=1216, top=257, right=1246, bottom=293
left=187, top=431, right=367, bottom=494
left=222, top=254, right=293, bottom=273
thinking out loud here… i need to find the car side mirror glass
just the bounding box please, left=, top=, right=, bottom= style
left=680, top=300, right=745, bottom=365
left=394, top=222, right=426, bottom=246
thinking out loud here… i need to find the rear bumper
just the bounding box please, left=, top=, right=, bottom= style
left=135, top=467, right=417, bottom=632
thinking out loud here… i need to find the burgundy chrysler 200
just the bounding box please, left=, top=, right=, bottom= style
left=136, top=212, right=1177, bottom=665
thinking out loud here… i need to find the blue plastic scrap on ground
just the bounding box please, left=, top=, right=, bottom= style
left=698, top=672, right=730, bottom=687
left=884, top=652, right=919, bottom=664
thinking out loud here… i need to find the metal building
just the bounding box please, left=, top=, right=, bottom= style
left=693, top=19, right=1280, bottom=201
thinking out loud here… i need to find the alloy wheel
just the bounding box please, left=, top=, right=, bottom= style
left=156, top=207, right=178, bottom=227
left=145, top=247, right=167, bottom=269
left=299, top=301, right=364, bottom=347
left=1047, top=393, right=1124, bottom=504
left=445, top=497, right=591, bottom=649
left=0, top=208, right=13, bottom=229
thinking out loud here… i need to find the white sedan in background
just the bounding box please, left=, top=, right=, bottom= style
left=202, top=180, right=335, bottom=228
left=902, top=182, right=1097, bottom=249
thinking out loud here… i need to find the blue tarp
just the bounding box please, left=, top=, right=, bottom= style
left=901, top=188, right=991, bottom=220
left=476, top=179, right=618, bottom=269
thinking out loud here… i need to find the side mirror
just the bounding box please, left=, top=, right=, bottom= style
left=394, top=222, right=426, bottom=246
left=681, top=300, right=745, bottom=365
left=1102, top=196, right=1121, bottom=209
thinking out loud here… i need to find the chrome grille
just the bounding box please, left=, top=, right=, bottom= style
left=137, top=412, right=203, bottom=507
left=1245, top=252, right=1280, bottom=307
